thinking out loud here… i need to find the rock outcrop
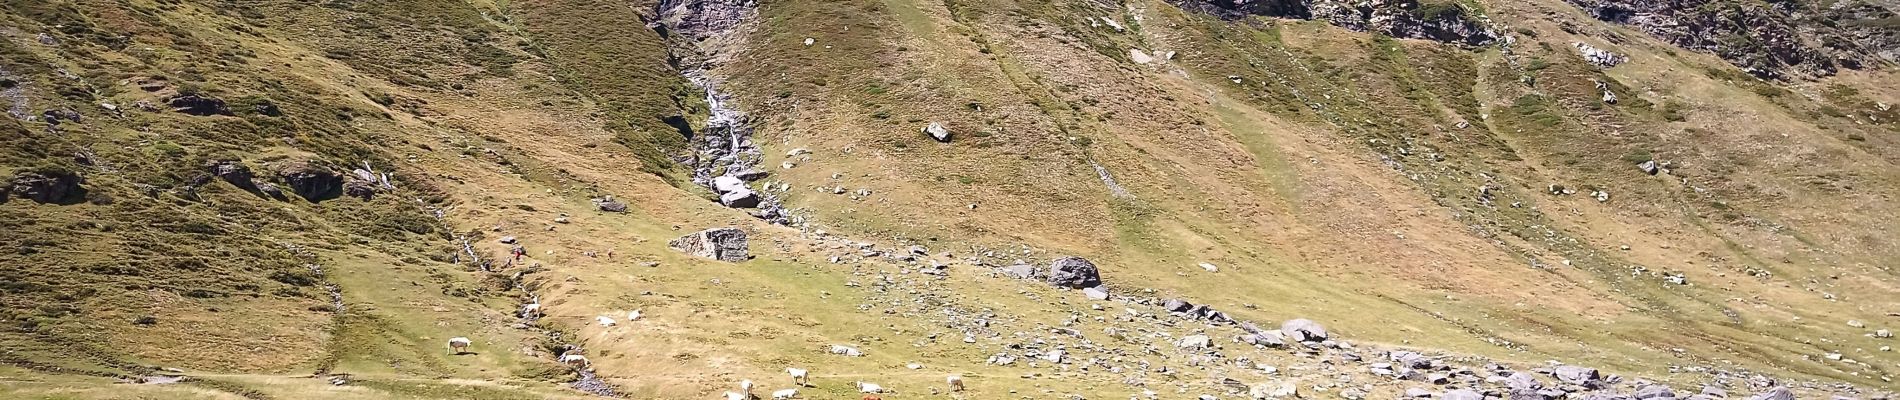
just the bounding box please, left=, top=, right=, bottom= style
left=1563, top=0, right=1898, bottom=79
left=7, top=169, right=87, bottom=204
left=207, top=160, right=262, bottom=193
left=1175, top=0, right=1500, bottom=46
left=1575, top=42, right=1628, bottom=68
left=164, top=93, right=233, bottom=116
left=275, top=162, right=344, bottom=202
left=653, top=0, right=790, bottom=224
left=669, top=227, right=750, bottom=262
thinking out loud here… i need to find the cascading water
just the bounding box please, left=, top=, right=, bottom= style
left=653, top=0, right=790, bottom=225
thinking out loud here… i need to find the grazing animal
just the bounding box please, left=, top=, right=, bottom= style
left=786, top=367, right=809, bottom=386
left=446, top=337, right=471, bottom=355
left=597, top=316, right=617, bottom=326
left=856, top=381, right=883, bottom=393
left=947, top=374, right=964, bottom=392
left=740, top=379, right=755, bottom=397
left=771, top=388, right=798, bottom=399
left=558, top=354, right=589, bottom=367
left=627, top=310, right=642, bottom=321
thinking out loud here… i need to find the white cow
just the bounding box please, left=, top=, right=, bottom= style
left=856, top=381, right=883, bottom=393
left=597, top=316, right=617, bottom=327
left=947, top=374, right=964, bottom=392
left=739, top=379, right=754, bottom=397
left=627, top=310, right=643, bottom=321
left=771, top=388, right=798, bottom=399
left=558, top=354, right=589, bottom=368
left=786, top=367, right=809, bottom=386
left=446, top=337, right=472, bottom=355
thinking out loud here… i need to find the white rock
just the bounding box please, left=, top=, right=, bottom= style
left=923, top=122, right=951, bottom=142
left=1178, top=334, right=1213, bottom=349
left=1130, top=49, right=1154, bottom=64
left=803, top=37, right=815, bottom=46
left=1198, top=262, right=1219, bottom=273
left=713, top=176, right=747, bottom=194
left=828, top=344, right=865, bottom=357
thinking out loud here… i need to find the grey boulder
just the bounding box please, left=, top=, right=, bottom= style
left=1164, top=298, right=1193, bottom=313
left=1280, top=318, right=1328, bottom=342
left=1444, top=390, right=1484, bottom=400
left=1001, top=263, right=1039, bottom=279
left=1554, top=365, right=1601, bottom=386
left=669, top=227, right=749, bottom=262
left=1044, top=256, right=1102, bottom=288
left=1748, top=388, right=1793, bottom=400
left=719, top=188, right=761, bottom=208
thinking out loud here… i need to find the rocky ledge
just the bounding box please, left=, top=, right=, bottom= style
left=1562, top=0, right=1898, bottom=79
left=1174, top=0, right=1500, bottom=46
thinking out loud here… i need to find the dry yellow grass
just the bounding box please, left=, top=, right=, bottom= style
left=4, top=0, right=1897, bottom=398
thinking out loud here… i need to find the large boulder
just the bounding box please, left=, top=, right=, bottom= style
left=1634, top=384, right=1676, bottom=400
left=1001, top=263, right=1039, bottom=279
left=1505, top=372, right=1543, bottom=391
left=1044, top=256, right=1102, bottom=288
left=276, top=162, right=343, bottom=202
left=597, top=200, right=628, bottom=212
left=165, top=93, right=233, bottom=116
left=1280, top=318, right=1328, bottom=342
left=1443, top=389, right=1483, bottom=400
left=1390, top=351, right=1432, bottom=369
left=8, top=169, right=88, bottom=204
left=669, top=227, right=749, bottom=262
left=1164, top=298, right=1193, bottom=313
left=923, top=122, right=951, bottom=142
left=343, top=169, right=379, bottom=200
left=1747, top=387, right=1792, bottom=400
left=206, top=160, right=258, bottom=192
left=729, top=168, right=769, bottom=181
left=719, top=188, right=760, bottom=208
left=710, top=175, right=759, bottom=208
left=1177, top=334, right=1212, bottom=349
left=1554, top=365, right=1601, bottom=386
left=712, top=175, right=747, bottom=193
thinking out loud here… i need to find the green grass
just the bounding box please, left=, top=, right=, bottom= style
left=514, top=0, right=696, bottom=182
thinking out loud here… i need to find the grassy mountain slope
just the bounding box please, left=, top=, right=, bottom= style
left=1, top=0, right=1896, bottom=399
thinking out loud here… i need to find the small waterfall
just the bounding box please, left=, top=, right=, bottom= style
left=654, top=0, right=791, bottom=225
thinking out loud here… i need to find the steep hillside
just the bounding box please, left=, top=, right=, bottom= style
left=1, top=0, right=1897, bottom=399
